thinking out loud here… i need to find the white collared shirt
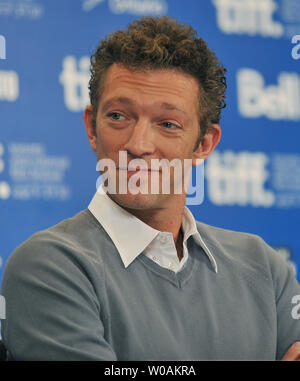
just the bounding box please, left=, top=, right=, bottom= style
left=88, top=185, right=217, bottom=273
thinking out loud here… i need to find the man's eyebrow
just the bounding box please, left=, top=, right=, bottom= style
left=101, top=97, right=136, bottom=112
left=101, top=97, right=188, bottom=116
left=159, top=102, right=188, bottom=116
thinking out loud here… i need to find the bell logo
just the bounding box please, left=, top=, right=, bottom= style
left=237, top=68, right=300, bottom=121
left=213, top=0, right=283, bottom=38
left=0, top=35, right=5, bottom=59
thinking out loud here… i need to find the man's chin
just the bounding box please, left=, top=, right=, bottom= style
left=107, top=192, right=165, bottom=211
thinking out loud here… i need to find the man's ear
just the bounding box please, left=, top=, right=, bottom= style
left=192, top=123, right=221, bottom=165
left=83, top=105, right=97, bottom=152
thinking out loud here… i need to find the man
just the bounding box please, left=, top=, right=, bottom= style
left=1, top=16, right=300, bottom=361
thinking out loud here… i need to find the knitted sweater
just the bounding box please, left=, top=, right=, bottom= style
left=1, top=209, right=300, bottom=360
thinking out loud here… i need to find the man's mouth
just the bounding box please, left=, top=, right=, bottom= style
left=117, top=168, right=161, bottom=180
left=117, top=167, right=160, bottom=173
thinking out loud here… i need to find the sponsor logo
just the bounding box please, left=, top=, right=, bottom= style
left=280, top=0, right=300, bottom=38
left=82, top=0, right=168, bottom=15
left=1, top=142, right=71, bottom=201
left=0, top=35, right=5, bottom=59
left=0, top=143, right=10, bottom=200
left=0, top=0, right=44, bottom=19
left=237, top=68, right=300, bottom=120
left=271, top=153, right=300, bottom=208
left=0, top=70, right=19, bottom=102
left=205, top=150, right=275, bottom=207
left=213, top=0, right=283, bottom=38
left=206, top=150, right=300, bottom=209
left=59, top=56, right=90, bottom=112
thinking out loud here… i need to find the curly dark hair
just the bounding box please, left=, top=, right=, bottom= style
left=89, top=16, right=227, bottom=146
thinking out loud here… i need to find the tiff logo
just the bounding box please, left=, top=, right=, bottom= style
left=213, top=0, right=283, bottom=38
left=0, top=35, right=6, bottom=60
left=0, top=295, right=5, bottom=319
left=205, top=150, right=275, bottom=207
left=59, top=55, right=90, bottom=112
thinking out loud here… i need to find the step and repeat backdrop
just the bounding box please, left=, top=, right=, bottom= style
left=0, top=0, right=299, bottom=289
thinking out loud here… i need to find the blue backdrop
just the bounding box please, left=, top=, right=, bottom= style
left=0, top=0, right=299, bottom=294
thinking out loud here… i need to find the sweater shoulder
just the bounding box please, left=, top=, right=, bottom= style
left=196, top=221, right=267, bottom=252
left=3, top=209, right=110, bottom=277
left=195, top=220, right=289, bottom=282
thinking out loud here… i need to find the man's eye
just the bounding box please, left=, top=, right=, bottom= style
left=161, top=122, right=180, bottom=129
left=109, top=112, right=124, bottom=120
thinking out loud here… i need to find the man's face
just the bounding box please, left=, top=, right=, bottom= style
left=84, top=63, right=218, bottom=211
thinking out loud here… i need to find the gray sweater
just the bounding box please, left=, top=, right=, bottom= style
left=1, top=209, right=300, bottom=360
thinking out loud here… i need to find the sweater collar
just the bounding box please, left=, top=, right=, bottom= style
left=88, top=185, right=218, bottom=273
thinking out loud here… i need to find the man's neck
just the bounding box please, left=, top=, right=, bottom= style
left=110, top=195, right=186, bottom=261
left=175, top=228, right=184, bottom=261
left=135, top=210, right=185, bottom=262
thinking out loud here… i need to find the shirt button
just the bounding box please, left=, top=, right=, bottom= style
left=159, top=235, right=168, bottom=244
left=168, top=262, right=174, bottom=270
left=152, top=256, right=158, bottom=262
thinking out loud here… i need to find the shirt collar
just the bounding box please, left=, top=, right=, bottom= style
left=88, top=185, right=218, bottom=273
left=182, top=207, right=218, bottom=273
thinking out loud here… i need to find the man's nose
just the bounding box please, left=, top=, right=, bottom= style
left=123, top=120, right=156, bottom=158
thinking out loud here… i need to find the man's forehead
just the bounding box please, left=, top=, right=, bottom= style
left=104, top=63, right=199, bottom=89
left=100, top=63, right=201, bottom=109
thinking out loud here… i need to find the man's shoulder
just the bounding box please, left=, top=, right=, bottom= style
left=195, top=220, right=265, bottom=249
left=194, top=220, right=288, bottom=280
left=17, top=208, right=102, bottom=250
left=3, top=209, right=109, bottom=277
